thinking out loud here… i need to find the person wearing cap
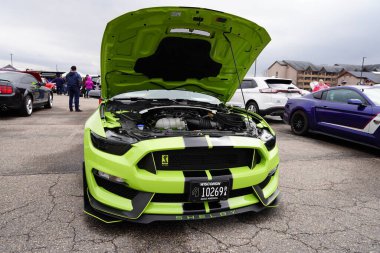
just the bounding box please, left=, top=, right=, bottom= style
left=66, top=66, right=82, bottom=112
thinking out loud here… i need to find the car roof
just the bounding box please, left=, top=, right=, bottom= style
left=340, top=85, right=379, bottom=91
left=0, top=70, right=42, bottom=82
left=244, top=76, right=292, bottom=81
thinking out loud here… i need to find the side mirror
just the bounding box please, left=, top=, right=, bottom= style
left=347, top=98, right=364, bottom=106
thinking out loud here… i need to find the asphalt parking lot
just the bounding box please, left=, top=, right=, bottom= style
left=0, top=95, right=379, bottom=253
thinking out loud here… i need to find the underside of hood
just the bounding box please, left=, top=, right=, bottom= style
left=101, top=6, right=271, bottom=102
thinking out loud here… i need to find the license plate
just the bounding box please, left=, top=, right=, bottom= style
left=189, top=181, right=230, bottom=202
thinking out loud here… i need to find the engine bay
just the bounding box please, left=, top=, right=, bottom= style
left=105, top=100, right=261, bottom=140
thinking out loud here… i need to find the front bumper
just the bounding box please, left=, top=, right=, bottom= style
left=83, top=130, right=280, bottom=223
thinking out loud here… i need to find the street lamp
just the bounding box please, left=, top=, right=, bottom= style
left=10, top=53, right=13, bottom=66
left=360, top=57, right=366, bottom=85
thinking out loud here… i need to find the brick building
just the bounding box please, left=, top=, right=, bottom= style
left=267, top=60, right=380, bottom=90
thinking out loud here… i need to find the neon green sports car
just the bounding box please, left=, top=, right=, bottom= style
left=83, top=7, right=279, bottom=223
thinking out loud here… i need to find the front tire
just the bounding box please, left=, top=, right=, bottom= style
left=290, top=110, right=309, bottom=135
left=21, top=95, right=33, bottom=116
left=246, top=101, right=259, bottom=114
left=45, top=93, right=53, bottom=109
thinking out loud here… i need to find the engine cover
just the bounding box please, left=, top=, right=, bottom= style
left=155, top=118, right=186, bottom=130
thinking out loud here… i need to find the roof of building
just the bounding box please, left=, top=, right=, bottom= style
left=281, top=60, right=343, bottom=73
left=321, top=65, right=344, bottom=73
left=282, top=60, right=317, bottom=71
left=333, top=64, right=363, bottom=71
left=344, top=71, right=380, bottom=83
left=0, top=64, right=19, bottom=71
left=269, top=60, right=380, bottom=75
left=364, top=64, right=380, bottom=72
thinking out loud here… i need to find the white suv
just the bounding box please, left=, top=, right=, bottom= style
left=228, top=77, right=309, bottom=117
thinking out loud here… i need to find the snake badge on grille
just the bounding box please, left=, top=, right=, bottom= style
left=161, top=155, right=169, bottom=166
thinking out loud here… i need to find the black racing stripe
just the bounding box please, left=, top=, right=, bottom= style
left=183, top=171, right=208, bottom=193
left=209, top=169, right=233, bottom=187
left=208, top=200, right=229, bottom=212
left=210, top=136, right=233, bottom=148
left=209, top=169, right=233, bottom=199
left=182, top=171, right=208, bottom=213
left=183, top=137, right=208, bottom=148
left=209, top=169, right=232, bottom=177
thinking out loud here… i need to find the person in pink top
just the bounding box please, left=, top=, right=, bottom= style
left=84, top=75, right=94, bottom=98
left=312, top=79, right=330, bottom=92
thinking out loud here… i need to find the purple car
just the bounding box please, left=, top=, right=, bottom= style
left=283, top=86, right=380, bottom=149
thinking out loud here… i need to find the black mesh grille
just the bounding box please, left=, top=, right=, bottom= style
left=138, top=148, right=257, bottom=171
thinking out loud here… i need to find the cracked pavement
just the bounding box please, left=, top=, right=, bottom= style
left=0, top=96, right=379, bottom=253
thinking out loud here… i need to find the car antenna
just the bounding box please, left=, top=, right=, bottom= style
left=222, top=29, right=249, bottom=115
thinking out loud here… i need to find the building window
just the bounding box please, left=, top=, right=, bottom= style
left=275, top=71, right=278, bottom=77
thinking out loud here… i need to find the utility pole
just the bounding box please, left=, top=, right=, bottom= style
left=10, top=53, right=13, bottom=66
left=254, top=59, right=257, bottom=77
left=360, top=57, right=366, bottom=85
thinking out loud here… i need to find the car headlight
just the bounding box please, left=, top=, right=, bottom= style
left=259, top=129, right=276, bottom=151
left=90, top=130, right=137, bottom=155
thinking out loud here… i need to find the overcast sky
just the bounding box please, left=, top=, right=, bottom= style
left=1, top=0, right=379, bottom=76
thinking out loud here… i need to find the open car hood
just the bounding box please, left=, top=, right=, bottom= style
left=101, top=7, right=270, bottom=102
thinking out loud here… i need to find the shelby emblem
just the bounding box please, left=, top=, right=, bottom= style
left=161, top=155, right=169, bottom=166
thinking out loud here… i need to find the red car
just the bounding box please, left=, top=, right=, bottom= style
left=41, top=77, right=56, bottom=92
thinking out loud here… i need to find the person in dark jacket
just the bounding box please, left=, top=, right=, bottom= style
left=66, top=66, right=82, bottom=112
left=51, top=73, right=65, bottom=95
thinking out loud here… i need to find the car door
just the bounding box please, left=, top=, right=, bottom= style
left=21, top=76, right=40, bottom=103
left=228, top=79, right=259, bottom=107
left=314, top=88, right=375, bottom=142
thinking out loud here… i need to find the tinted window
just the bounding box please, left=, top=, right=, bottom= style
left=0, top=72, right=22, bottom=82
left=240, top=80, right=257, bottom=89
left=313, top=91, right=323, bottom=99
left=21, top=76, right=37, bottom=84
left=325, top=89, right=366, bottom=104
left=321, top=91, right=328, bottom=100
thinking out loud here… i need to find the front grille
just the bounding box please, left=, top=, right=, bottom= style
left=138, top=147, right=258, bottom=171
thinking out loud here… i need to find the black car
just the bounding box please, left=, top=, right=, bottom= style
left=0, top=71, right=53, bottom=116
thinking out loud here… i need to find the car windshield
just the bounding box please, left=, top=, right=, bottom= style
left=364, top=88, right=380, bottom=105
left=112, top=90, right=221, bottom=104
